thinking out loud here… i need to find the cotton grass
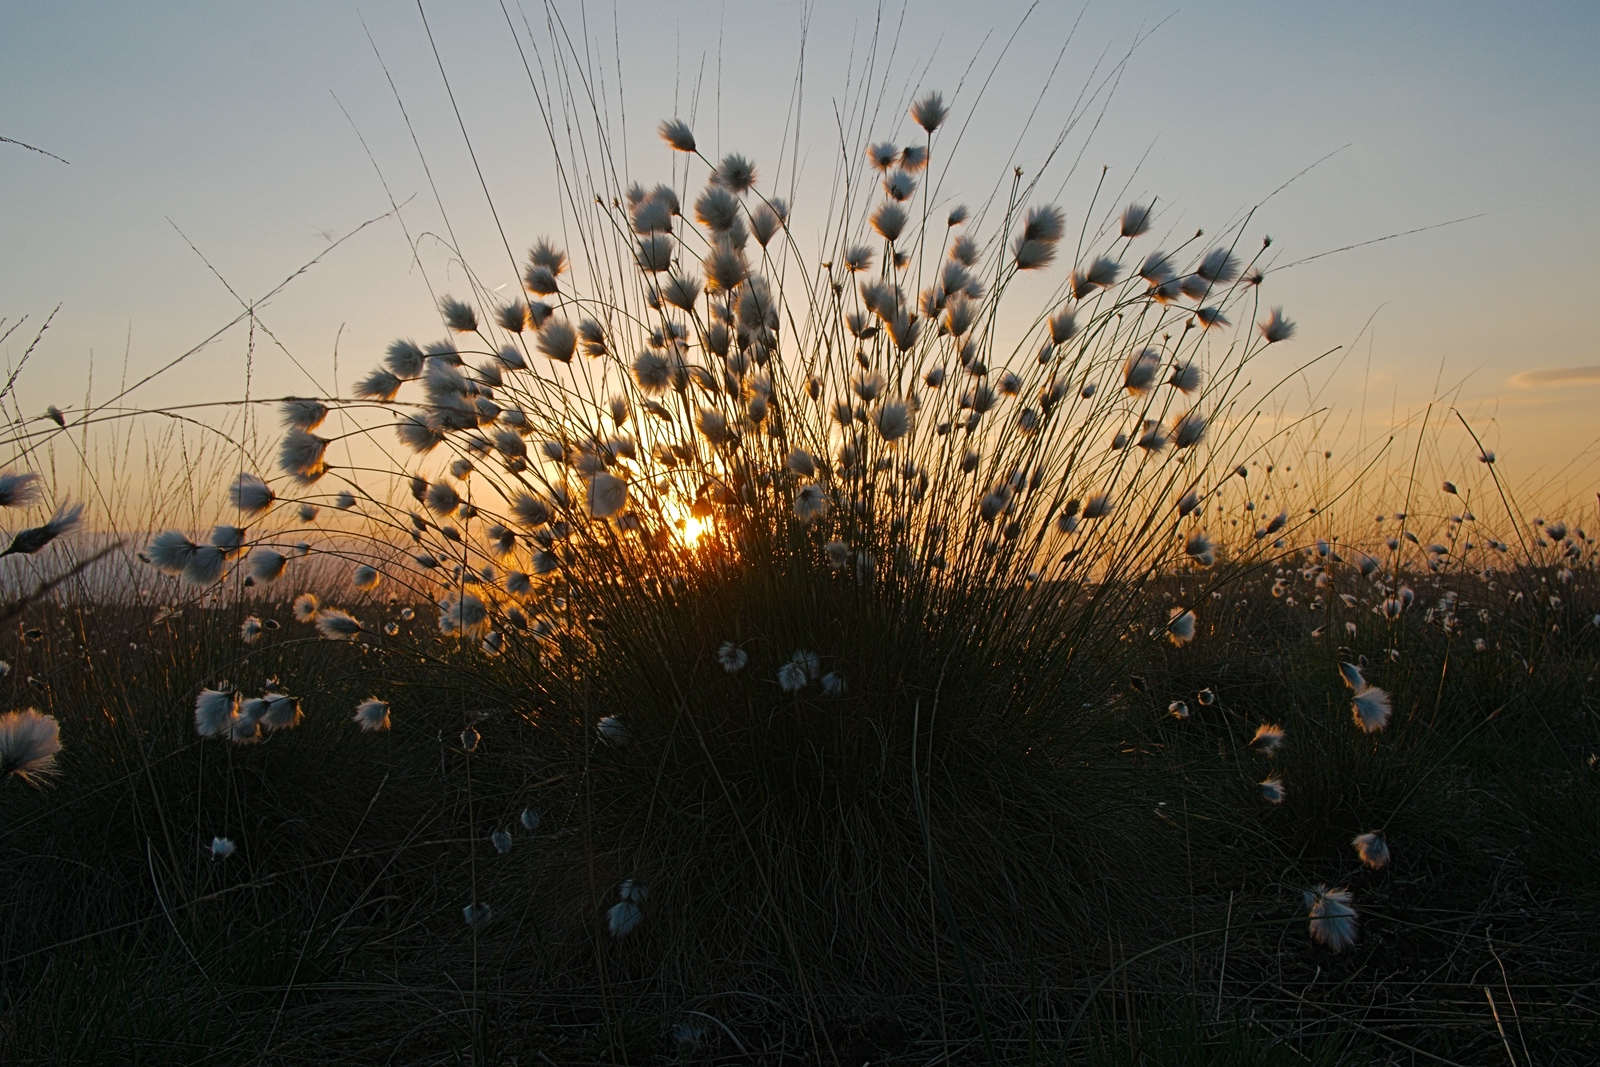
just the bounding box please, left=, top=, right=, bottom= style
left=63, top=57, right=1472, bottom=1007
left=0, top=709, right=62, bottom=785
left=1304, top=885, right=1358, bottom=952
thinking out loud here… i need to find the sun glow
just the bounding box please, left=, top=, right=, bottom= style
left=677, top=514, right=710, bottom=546
left=659, top=497, right=711, bottom=547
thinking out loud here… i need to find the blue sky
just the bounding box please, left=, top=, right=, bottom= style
left=3, top=0, right=1598, bottom=501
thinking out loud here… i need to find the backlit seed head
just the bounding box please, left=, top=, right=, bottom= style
left=1249, top=723, right=1285, bottom=755
left=0, top=708, right=62, bottom=784
left=1351, top=832, right=1389, bottom=869
left=353, top=698, right=390, bottom=732
left=597, top=716, right=629, bottom=745
left=910, top=90, right=949, bottom=133
left=1167, top=609, right=1197, bottom=646
left=658, top=118, right=695, bottom=152
left=1120, top=202, right=1153, bottom=237
left=1305, top=885, right=1358, bottom=951
left=1351, top=686, right=1392, bottom=733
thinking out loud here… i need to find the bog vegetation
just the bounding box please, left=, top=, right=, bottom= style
left=1, top=24, right=1596, bottom=1066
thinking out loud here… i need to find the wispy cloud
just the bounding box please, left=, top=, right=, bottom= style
left=1507, top=365, right=1600, bottom=388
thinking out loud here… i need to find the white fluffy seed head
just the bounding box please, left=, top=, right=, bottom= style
left=244, top=549, right=284, bottom=583
left=147, top=530, right=198, bottom=575
left=794, top=484, right=829, bottom=523
left=866, top=142, right=899, bottom=171
left=1352, top=832, right=1389, bottom=869
left=714, top=153, right=758, bottom=193
left=1305, top=885, right=1358, bottom=952
left=229, top=473, right=275, bottom=516
left=1259, top=776, right=1286, bottom=804
left=876, top=401, right=913, bottom=443
left=717, top=641, right=749, bottom=673
left=0, top=471, right=41, bottom=509
left=1120, top=202, right=1153, bottom=237
left=1351, top=686, right=1392, bottom=733
left=635, top=233, right=674, bottom=272
left=1123, top=349, right=1161, bottom=394
left=0, top=708, right=62, bottom=784
left=607, top=899, right=643, bottom=937
left=1258, top=306, right=1296, bottom=344
left=1168, top=361, right=1203, bottom=394
left=658, top=118, right=695, bottom=152
left=752, top=200, right=786, bottom=246
left=536, top=319, right=577, bottom=363
left=292, top=593, right=319, bottom=622
left=871, top=202, right=908, bottom=242
left=194, top=689, right=237, bottom=738
left=280, top=398, right=328, bottom=432
left=260, top=693, right=302, bottom=731
left=183, top=546, right=226, bottom=586
left=1338, top=662, right=1365, bottom=690
left=1196, top=248, right=1240, bottom=284
left=1173, top=410, right=1207, bottom=449
left=910, top=90, right=948, bottom=132
left=1249, top=723, right=1285, bottom=755
left=353, top=698, right=390, bottom=732
left=587, top=472, right=629, bottom=519
left=278, top=429, right=329, bottom=482
left=315, top=609, right=361, bottom=641
left=439, top=594, right=490, bottom=638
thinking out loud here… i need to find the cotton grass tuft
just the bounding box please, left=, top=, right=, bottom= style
left=1351, top=686, right=1392, bottom=733
left=716, top=642, right=748, bottom=673
left=1352, top=831, right=1390, bottom=869
left=353, top=698, right=391, bottom=732
left=1305, top=885, right=1358, bottom=952
left=86, top=65, right=1406, bottom=1008
left=314, top=609, right=361, bottom=641
left=0, top=708, right=62, bottom=785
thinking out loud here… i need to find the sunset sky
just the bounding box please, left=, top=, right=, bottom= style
left=3, top=0, right=1597, bottom=510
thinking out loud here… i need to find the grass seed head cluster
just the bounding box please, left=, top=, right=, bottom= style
left=117, top=88, right=1405, bottom=958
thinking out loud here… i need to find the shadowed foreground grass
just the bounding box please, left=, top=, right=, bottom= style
left=1, top=561, right=1597, bottom=1065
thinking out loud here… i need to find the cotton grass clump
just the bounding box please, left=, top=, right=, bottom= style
left=124, top=84, right=1414, bottom=974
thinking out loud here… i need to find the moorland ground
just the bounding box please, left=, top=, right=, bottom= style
left=1, top=548, right=1596, bottom=1065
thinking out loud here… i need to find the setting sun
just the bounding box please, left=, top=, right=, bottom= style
left=678, top=515, right=710, bottom=546
left=659, top=497, right=711, bottom=547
